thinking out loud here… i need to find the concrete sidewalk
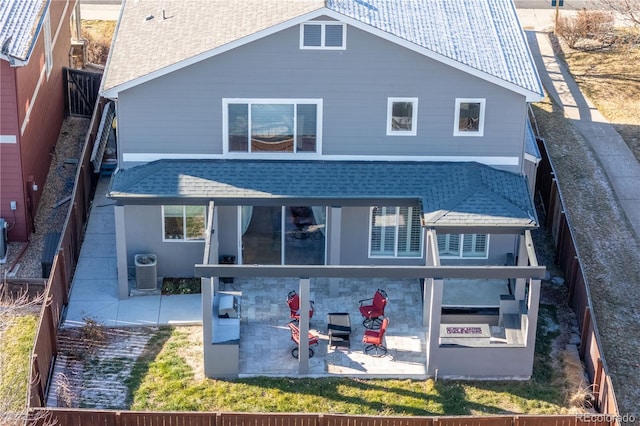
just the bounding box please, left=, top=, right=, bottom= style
left=526, top=31, right=640, bottom=240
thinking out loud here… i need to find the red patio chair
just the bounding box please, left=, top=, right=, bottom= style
left=358, top=289, right=388, bottom=329
left=288, top=320, right=319, bottom=358
left=286, top=290, right=315, bottom=320
left=362, top=317, right=389, bottom=357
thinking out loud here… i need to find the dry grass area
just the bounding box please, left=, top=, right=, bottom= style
left=543, top=32, right=640, bottom=415
left=532, top=95, right=640, bottom=417
left=558, top=34, right=640, bottom=160
left=81, top=20, right=116, bottom=65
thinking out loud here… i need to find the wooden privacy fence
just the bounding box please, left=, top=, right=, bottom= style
left=535, top=137, right=619, bottom=417
left=30, top=409, right=616, bottom=426
left=27, top=97, right=106, bottom=408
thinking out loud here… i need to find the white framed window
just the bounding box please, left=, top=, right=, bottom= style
left=300, top=22, right=346, bottom=49
left=223, top=99, right=322, bottom=154
left=162, top=206, right=206, bottom=241
left=44, top=9, right=53, bottom=78
left=454, top=98, right=486, bottom=136
left=387, top=97, right=418, bottom=136
left=437, top=234, right=489, bottom=258
left=369, top=206, right=423, bottom=258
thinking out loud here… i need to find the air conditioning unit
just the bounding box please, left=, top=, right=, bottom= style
left=0, top=218, right=7, bottom=264
left=134, top=254, right=157, bottom=290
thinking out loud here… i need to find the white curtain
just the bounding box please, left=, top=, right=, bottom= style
left=241, top=206, right=253, bottom=235
left=311, top=206, right=326, bottom=236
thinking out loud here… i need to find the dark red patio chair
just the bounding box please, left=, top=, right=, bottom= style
left=288, top=320, right=319, bottom=358
left=358, top=289, right=388, bottom=329
left=362, top=317, right=389, bottom=357
left=287, top=290, right=315, bottom=320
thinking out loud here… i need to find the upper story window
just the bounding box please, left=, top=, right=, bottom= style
left=454, top=98, right=486, bottom=136
left=224, top=99, right=321, bottom=154
left=437, top=233, right=489, bottom=258
left=300, top=22, right=346, bottom=49
left=387, top=98, right=418, bottom=136
left=369, top=206, right=423, bottom=258
left=162, top=206, right=206, bottom=241
left=44, top=9, right=53, bottom=78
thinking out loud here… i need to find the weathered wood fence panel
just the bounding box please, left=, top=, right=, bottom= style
left=63, top=67, right=103, bottom=117
left=30, top=410, right=617, bottom=426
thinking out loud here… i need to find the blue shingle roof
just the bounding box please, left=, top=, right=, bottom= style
left=109, top=160, right=538, bottom=229
left=0, top=0, right=48, bottom=63
left=327, top=0, right=542, bottom=96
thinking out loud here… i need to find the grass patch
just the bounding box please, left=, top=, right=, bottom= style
left=123, top=325, right=570, bottom=415
left=0, top=314, right=38, bottom=411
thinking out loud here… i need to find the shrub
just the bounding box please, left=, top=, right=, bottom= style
left=556, top=9, right=615, bottom=49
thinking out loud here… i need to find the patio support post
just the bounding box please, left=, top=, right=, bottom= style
left=424, top=229, right=439, bottom=327
left=114, top=205, right=129, bottom=299
left=328, top=207, right=341, bottom=297
left=426, top=278, right=443, bottom=376
left=523, top=278, right=541, bottom=376
left=515, top=233, right=529, bottom=300
left=298, top=277, right=311, bottom=374
left=202, top=277, right=214, bottom=377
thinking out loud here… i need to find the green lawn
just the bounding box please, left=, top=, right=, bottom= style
left=123, top=304, right=570, bottom=415
left=0, top=314, right=38, bottom=412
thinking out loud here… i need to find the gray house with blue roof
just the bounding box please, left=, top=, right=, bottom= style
left=102, top=0, right=546, bottom=379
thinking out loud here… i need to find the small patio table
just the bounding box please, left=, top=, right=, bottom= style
left=327, top=312, right=351, bottom=348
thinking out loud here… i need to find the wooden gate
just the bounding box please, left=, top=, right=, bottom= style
left=63, top=67, right=103, bottom=117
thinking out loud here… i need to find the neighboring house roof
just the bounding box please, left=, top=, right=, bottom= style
left=0, top=0, right=48, bottom=65
left=101, top=0, right=543, bottom=101
left=109, top=160, right=538, bottom=230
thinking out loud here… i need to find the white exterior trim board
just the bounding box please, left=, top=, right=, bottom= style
left=122, top=153, right=520, bottom=166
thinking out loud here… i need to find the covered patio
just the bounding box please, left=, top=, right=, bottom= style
left=230, top=277, right=427, bottom=378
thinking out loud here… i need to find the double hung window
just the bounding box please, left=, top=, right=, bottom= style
left=162, top=206, right=206, bottom=241
left=225, top=99, right=321, bottom=154
left=369, top=206, right=423, bottom=258
left=437, top=233, right=488, bottom=258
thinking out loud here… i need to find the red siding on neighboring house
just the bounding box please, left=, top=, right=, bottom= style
left=0, top=61, right=27, bottom=241
left=2, top=0, right=74, bottom=241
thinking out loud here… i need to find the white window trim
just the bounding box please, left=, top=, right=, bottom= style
left=368, top=206, right=424, bottom=259
left=453, top=98, right=486, bottom=137
left=438, top=234, right=490, bottom=259
left=386, top=97, right=418, bottom=136
left=161, top=205, right=206, bottom=242
left=44, top=9, right=53, bottom=78
left=222, top=98, right=323, bottom=156
left=299, top=22, right=346, bottom=50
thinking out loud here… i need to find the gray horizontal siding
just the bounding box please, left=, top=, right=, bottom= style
left=124, top=205, right=205, bottom=277
left=118, top=21, right=527, bottom=167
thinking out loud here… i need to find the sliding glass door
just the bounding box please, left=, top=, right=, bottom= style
left=240, top=206, right=326, bottom=265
